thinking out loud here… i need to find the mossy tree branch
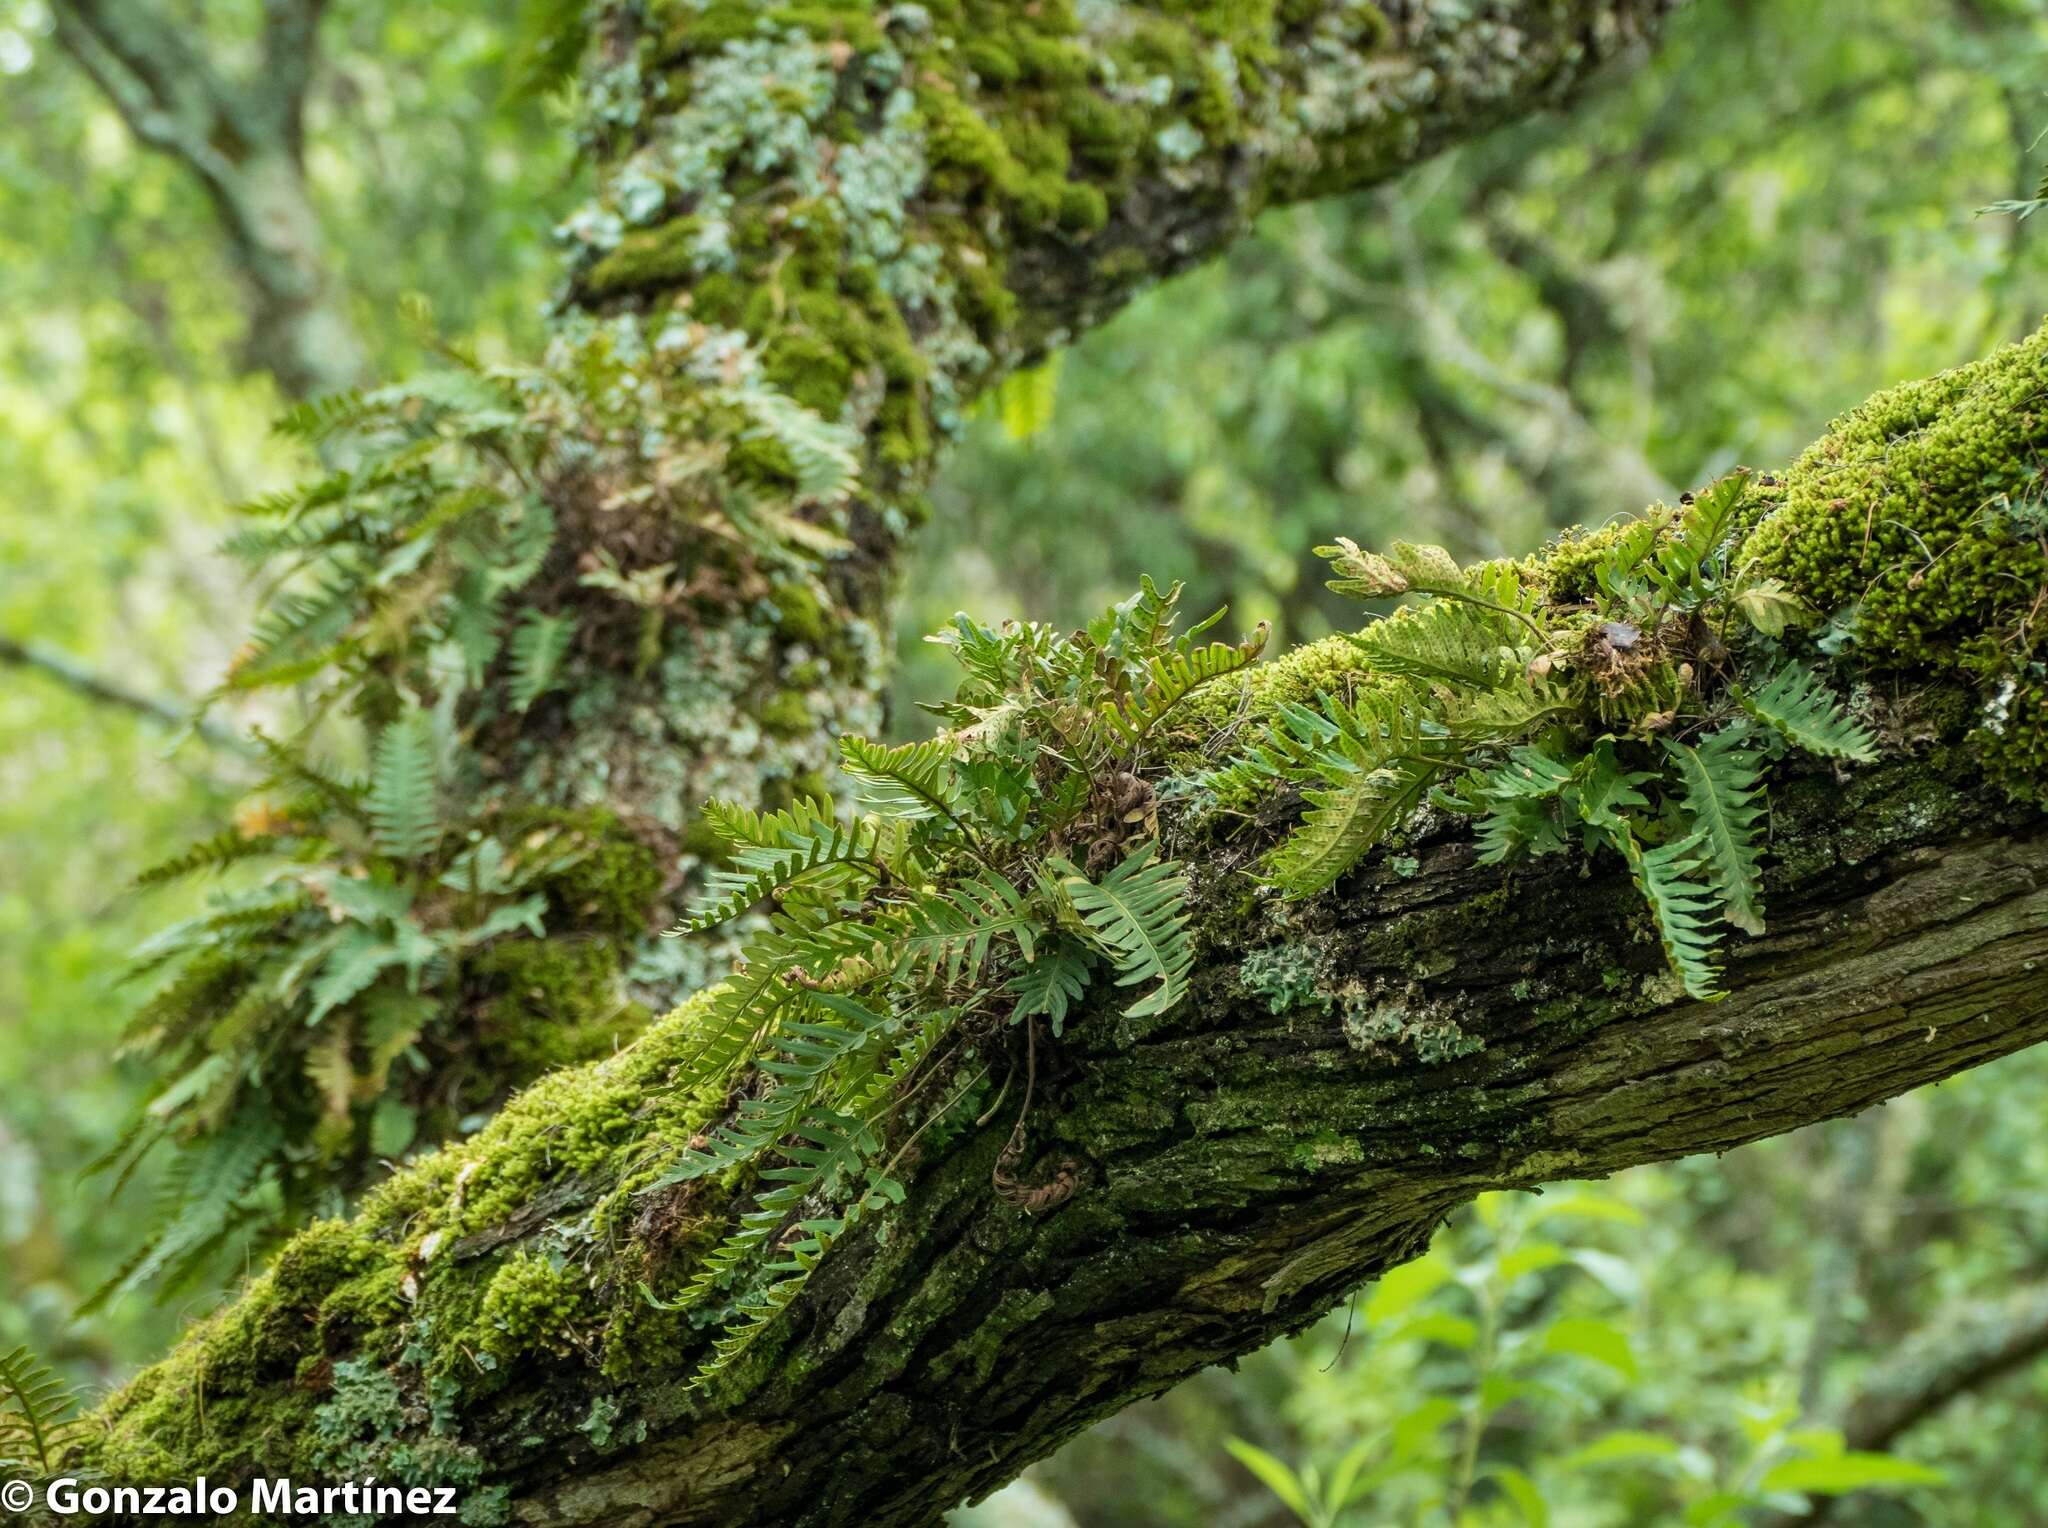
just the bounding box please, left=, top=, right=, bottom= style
left=82, top=2, right=2048, bottom=1521
left=80, top=308, right=2048, bottom=1516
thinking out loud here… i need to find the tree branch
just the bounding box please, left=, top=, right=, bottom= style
left=50, top=0, right=364, bottom=398
left=0, top=635, right=254, bottom=755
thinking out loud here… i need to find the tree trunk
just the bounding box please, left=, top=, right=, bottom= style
left=73, top=2, right=2048, bottom=1522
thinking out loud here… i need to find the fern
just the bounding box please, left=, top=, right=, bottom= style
left=1058, top=844, right=1194, bottom=1018
left=1005, top=939, right=1092, bottom=1035
left=135, top=829, right=279, bottom=886
left=1097, top=627, right=1269, bottom=746
left=1648, top=470, right=1751, bottom=604
left=1621, top=830, right=1726, bottom=1000
left=1349, top=598, right=1528, bottom=689
left=367, top=707, right=440, bottom=859
left=0, top=1347, right=78, bottom=1476
left=1665, top=724, right=1768, bottom=936
left=1743, top=664, right=1879, bottom=761
left=508, top=610, right=574, bottom=711
left=839, top=735, right=965, bottom=823
left=675, top=801, right=885, bottom=934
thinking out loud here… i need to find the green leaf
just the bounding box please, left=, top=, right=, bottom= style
left=1004, top=939, right=1093, bottom=1035
left=1732, top=576, right=1810, bottom=637
left=1664, top=723, right=1768, bottom=936
left=1540, top=1315, right=1639, bottom=1380
left=1559, top=1431, right=1682, bottom=1472
left=306, top=929, right=402, bottom=1024
left=0, top=1345, right=79, bottom=1476
left=1759, top=1453, right=1946, bottom=1494
left=367, top=706, right=440, bottom=859
left=1621, top=829, right=1726, bottom=1000
left=1224, top=1439, right=1317, bottom=1526
left=1491, top=1465, right=1550, bottom=1527
left=1060, top=844, right=1194, bottom=1019
left=1742, top=663, right=1879, bottom=762
left=1365, top=1255, right=1452, bottom=1325
left=508, top=610, right=574, bottom=711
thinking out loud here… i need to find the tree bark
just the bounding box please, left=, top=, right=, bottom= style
left=76, top=735, right=2048, bottom=1523
left=73, top=2, right=2048, bottom=1522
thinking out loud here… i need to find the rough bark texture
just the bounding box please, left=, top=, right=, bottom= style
left=67, top=2, right=2048, bottom=1523
left=76, top=740, right=2048, bottom=1524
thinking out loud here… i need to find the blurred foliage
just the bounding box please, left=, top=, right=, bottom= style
left=5, top=0, right=2048, bottom=1521
left=0, top=0, right=576, bottom=1380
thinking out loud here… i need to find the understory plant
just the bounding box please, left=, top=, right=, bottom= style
left=1224, top=471, right=1878, bottom=998
left=644, top=578, right=1266, bottom=1384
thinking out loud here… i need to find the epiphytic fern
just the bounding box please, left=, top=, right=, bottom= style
left=1236, top=470, right=1885, bottom=997
left=649, top=584, right=1257, bottom=1387
left=0, top=1346, right=79, bottom=1478
left=1743, top=663, right=1879, bottom=761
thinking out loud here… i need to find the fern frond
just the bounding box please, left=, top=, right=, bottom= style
left=838, top=735, right=964, bottom=823
left=1058, top=843, right=1192, bottom=1019
left=1266, top=755, right=1440, bottom=898
left=1097, top=626, right=1270, bottom=747
left=366, top=707, right=440, bottom=859
left=1741, top=663, right=1879, bottom=762
left=1621, top=830, right=1725, bottom=1000
left=508, top=610, right=574, bottom=711
left=1665, top=724, right=1768, bottom=936
left=135, top=830, right=281, bottom=887
left=1350, top=599, right=1525, bottom=689
left=896, top=873, right=1042, bottom=989
left=1004, top=938, right=1092, bottom=1035
left=1648, top=470, right=1750, bottom=604
left=0, top=1346, right=79, bottom=1475
left=674, top=801, right=884, bottom=934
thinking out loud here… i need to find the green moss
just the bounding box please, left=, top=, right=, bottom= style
left=477, top=1252, right=590, bottom=1359
left=465, top=939, right=647, bottom=1087
left=1742, top=323, right=2048, bottom=799
left=581, top=218, right=707, bottom=297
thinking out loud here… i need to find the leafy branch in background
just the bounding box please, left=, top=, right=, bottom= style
left=1225, top=1191, right=1946, bottom=1526
left=1223, top=472, right=1878, bottom=997
left=649, top=579, right=1265, bottom=1386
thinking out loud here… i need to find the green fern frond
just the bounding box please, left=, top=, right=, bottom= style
left=896, top=873, right=1042, bottom=989
left=366, top=707, right=441, bottom=859
left=0, top=1346, right=79, bottom=1476
left=1350, top=599, right=1526, bottom=689
left=1058, top=843, right=1193, bottom=1019
left=1665, top=723, right=1768, bottom=936
left=1741, top=663, right=1879, bottom=762
left=674, top=803, right=885, bottom=934
left=1004, top=938, right=1092, bottom=1035
left=839, top=735, right=964, bottom=823
left=1098, top=626, right=1270, bottom=746
left=135, top=830, right=281, bottom=887
left=508, top=610, right=574, bottom=711
left=1621, top=830, right=1725, bottom=1000
left=1648, top=470, right=1750, bottom=604
left=1265, top=755, right=1440, bottom=898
